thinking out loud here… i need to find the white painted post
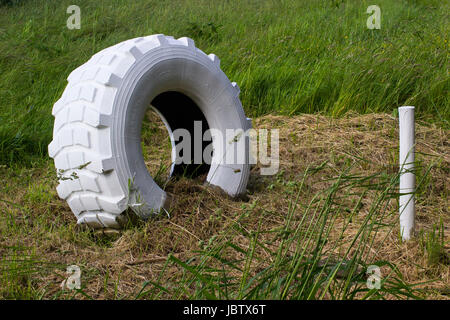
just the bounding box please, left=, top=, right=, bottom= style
left=398, top=106, right=415, bottom=240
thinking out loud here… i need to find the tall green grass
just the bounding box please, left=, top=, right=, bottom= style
left=0, top=0, right=448, bottom=164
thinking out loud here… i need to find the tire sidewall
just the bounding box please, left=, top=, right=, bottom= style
left=112, top=45, right=249, bottom=217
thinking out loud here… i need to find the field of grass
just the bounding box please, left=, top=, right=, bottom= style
left=0, top=0, right=449, bottom=164
left=0, top=0, right=449, bottom=300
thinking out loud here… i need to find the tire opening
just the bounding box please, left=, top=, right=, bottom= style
left=141, top=91, right=211, bottom=188
left=141, top=107, right=174, bottom=189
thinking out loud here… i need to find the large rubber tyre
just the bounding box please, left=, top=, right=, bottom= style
left=49, top=34, right=251, bottom=229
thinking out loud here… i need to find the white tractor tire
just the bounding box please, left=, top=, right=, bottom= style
left=49, top=34, right=251, bottom=229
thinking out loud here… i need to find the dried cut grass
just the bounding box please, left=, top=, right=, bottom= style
left=0, top=112, right=448, bottom=299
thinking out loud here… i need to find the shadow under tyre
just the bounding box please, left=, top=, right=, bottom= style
left=49, top=34, right=251, bottom=229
